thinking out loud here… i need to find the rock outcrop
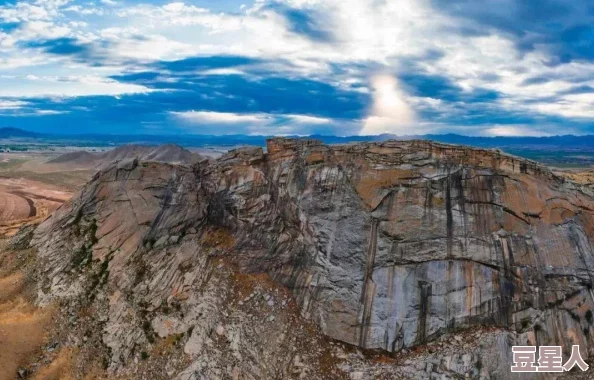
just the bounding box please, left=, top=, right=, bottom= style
left=28, top=138, right=594, bottom=379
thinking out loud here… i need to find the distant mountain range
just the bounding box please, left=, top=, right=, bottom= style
left=0, top=127, right=42, bottom=138
left=2, top=127, right=594, bottom=151
left=3, top=127, right=594, bottom=167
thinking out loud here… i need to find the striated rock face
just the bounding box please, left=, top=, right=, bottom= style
left=31, top=138, right=594, bottom=379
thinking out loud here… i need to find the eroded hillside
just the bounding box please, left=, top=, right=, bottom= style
left=7, top=138, right=594, bottom=379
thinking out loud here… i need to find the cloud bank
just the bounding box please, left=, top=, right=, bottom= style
left=1, top=0, right=594, bottom=136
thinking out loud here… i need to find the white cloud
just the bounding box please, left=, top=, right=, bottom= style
left=1, top=0, right=594, bottom=133
left=0, top=109, right=70, bottom=116
left=0, top=3, right=51, bottom=22
left=171, top=111, right=344, bottom=135
left=200, top=68, right=246, bottom=76
left=172, top=111, right=272, bottom=124
left=121, top=38, right=191, bottom=61
left=117, top=3, right=215, bottom=27
left=481, top=125, right=554, bottom=137
left=33, top=109, right=69, bottom=115
left=0, top=75, right=153, bottom=97
left=64, top=5, right=104, bottom=15
left=0, top=0, right=74, bottom=23
left=522, top=93, right=594, bottom=119
left=15, top=20, right=72, bottom=40
left=286, top=114, right=332, bottom=124
left=0, top=100, right=29, bottom=109
left=0, top=54, right=60, bottom=69
left=0, top=100, right=71, bottom=116
left=120, top=0, right=594, bottom=130
left=172, top=111, right=334, bottom=126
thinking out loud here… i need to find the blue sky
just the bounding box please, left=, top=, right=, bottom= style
left=0, top=0, right=594, bottom=136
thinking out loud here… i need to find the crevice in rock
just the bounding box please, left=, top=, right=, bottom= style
left=358, top=217, right=379, bottom=347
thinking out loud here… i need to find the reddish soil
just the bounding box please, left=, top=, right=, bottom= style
left=0, top=178, right=72, bottom=237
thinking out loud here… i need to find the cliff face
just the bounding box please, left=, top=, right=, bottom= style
left=30, top=138, right=594, bottom=379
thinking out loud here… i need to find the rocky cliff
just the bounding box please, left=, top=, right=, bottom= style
left=24, top=138, right=594, bottom=379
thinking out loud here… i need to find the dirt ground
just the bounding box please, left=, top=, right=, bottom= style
left=30, top=348, right=76, bottom=380
left=0, top=149, right=80, bottom=377
left=0, top=177, right=73, bottom=237
left=0, top=246, right=55, bottom=380
left=0, top=152, right=102, bottom=379
left=0, top=152, right=95, bottom=238
left=0, top=239, right=115, bottom=380
left=0, top=152, right=95, bottom=192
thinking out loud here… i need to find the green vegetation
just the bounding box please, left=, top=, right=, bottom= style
left=89, top=218, right=98, bottom=245
left=87, top=254, right=111, bottom=301
left=141, top=319, right=155, bottom=344
left=72, top=244, right=93, bottom=268
left=0, top=145, right=29, bottom=152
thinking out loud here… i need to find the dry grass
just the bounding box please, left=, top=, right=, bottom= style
left=200, top=226, right=236, bottom=250
left=0, top=271, right=23, bottom=299
left=151, top=333, right=185, bottom=357
left=32, top=348, right=76, bottom=380
left=231, top=270, right=277, bottom=299
left=0, top=272, right=55, bottom=380
left=0, top=242, right=60, bottom=380
left=556, top=168, right=594, bottom=187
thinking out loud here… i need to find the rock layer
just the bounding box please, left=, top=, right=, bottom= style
left=31, top=138, right=594, bottom=378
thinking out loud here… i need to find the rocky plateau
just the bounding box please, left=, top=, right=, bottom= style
left=4, top=137, right=594, bottom=379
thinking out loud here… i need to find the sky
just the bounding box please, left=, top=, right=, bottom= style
left=0, top=0, right=594, bottom=136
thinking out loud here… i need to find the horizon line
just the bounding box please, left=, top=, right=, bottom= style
left=1, top=127, right=594, bottom=139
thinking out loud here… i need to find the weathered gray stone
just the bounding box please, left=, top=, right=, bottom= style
left=29, top=138, right=594, bottom=379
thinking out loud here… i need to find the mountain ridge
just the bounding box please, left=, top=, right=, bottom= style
left=0, top=127, right=42, bottom=138
left=15, top=137, right=594, bottom=379
left=47, top=144, right=203, bottom=168
left=5, top=126, right=594, bottom=150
